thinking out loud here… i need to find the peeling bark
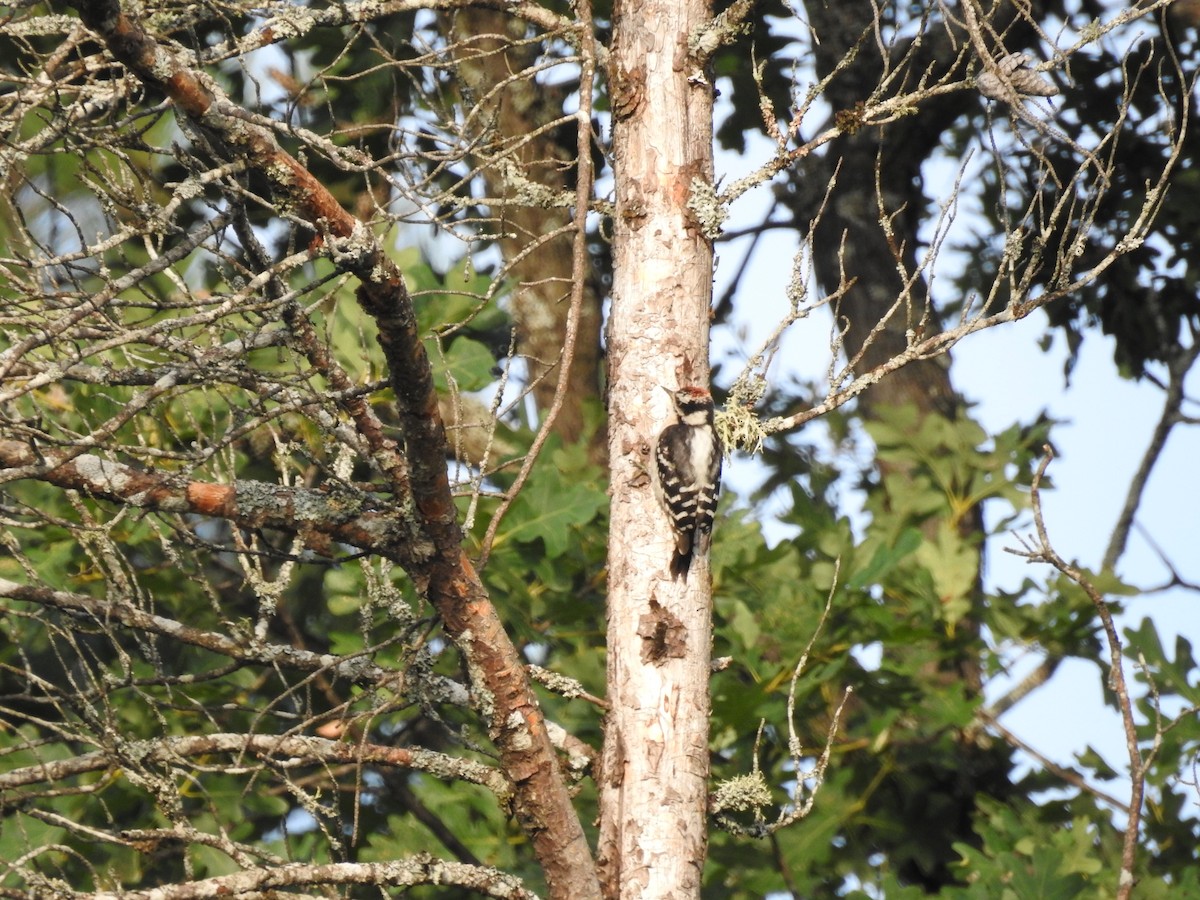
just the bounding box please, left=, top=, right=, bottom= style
left=597, top=0, right=716, bottom=892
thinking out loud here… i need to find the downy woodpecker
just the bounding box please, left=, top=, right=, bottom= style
left=653, top=385, right=723, bottom=581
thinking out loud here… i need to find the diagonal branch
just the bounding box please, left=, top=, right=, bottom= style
left=59, top=3, right=599, bottom=895
left=1104, top=341, right=1200, bottom=571
left=1007, top=449, right=1147, bottom=900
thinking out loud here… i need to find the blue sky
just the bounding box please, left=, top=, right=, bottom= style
left=714, top=127, right=1200, bottom=805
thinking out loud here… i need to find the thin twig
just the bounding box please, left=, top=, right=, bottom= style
left=1007, top=449, right=1145, bottom=899
left=476, top=4, right=598, bottom=568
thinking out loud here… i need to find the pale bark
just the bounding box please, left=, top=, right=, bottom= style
left=597, top=0, right=717, bottom=892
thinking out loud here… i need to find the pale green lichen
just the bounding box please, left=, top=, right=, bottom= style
left=716, top=376, right=768, bottom=455
left=687, top=177, right=727, bottom=240
left=710, top=771, right=773, bottom=814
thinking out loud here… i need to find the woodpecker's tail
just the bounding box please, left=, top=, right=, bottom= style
left=669, top=531, right=695, bottom=581
left=669, top=547, right=693, bottom=582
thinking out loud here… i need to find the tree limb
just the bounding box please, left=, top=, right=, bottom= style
left=70, top=855, right=539, bottom=900
left=0, top=732, right=508, bottom=798
left=59, top=3, right=599, bottom=894
left=1104, top=341, right=1200, bottom=571
left=0, top=440, right=431, bottom=567
left=1007, top=449, right=1148, bottom=900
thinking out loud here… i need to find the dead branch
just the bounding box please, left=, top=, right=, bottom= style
left=1006, top=449, right=1150, bottom=900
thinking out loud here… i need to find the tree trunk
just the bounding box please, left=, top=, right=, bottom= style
left=597, top=0, right=716, bottom=894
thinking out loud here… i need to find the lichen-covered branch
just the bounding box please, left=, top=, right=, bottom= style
left=53, top=2, right=600, bottom=894
left=0, top=731, right=508, bottom=797
left=73, top=856, right=539, bottom=900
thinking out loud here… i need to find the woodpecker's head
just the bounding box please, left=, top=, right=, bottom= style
left=669, top=385, right=715, bottom=425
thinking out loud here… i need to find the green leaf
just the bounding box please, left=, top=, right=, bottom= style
left=428, top=336, right=496, bottom=393
left=192, top=843, right=241, bottom=879
left=1006, top=845, right=1088, bottom=899
left=500, top=473, right=606, bottom=558
left=846, top=527, right=921, bottom=589
left=717, top=597, right=760, bottom=651
left=1075, top=745, right=1120, bottom=781
left=1126, top=617, right=1200, bottom=704
left=914, top=519, right=980, bottom=628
